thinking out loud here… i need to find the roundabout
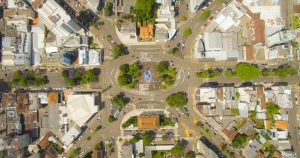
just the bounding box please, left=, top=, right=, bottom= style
left=108, top=52, right=188, bottom=97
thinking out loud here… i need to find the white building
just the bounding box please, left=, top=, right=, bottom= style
left=267, top=30, right=296, bottom=47
left=207, top=0, right=250, bottom=32
left=36, top=0, right=84, bottom=38
left=155, top=0, right=176, bottom=42
left=61, top=125, right=82, bottom=147
left=65, top=93, right=99, bottom=127
left=78, top=48, right=102, bottom=66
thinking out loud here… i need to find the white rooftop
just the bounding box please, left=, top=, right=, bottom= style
left=61, top=125, right=82, bottom=146
left=66, top=93, right=98, bottom=127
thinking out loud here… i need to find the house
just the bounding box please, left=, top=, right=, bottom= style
left=139, top=25, right=154, bottom=39
left=137, top=115, right=160, bottom=130
left=207, top=0, right=250, bottom=32
left=155, top=1, right=176, bottom=42
left=34, top=0, right=84, bottom=38
left=195, top=87, right=220, bottom=116
left=264, top=86, right=293, bottom=109
left=194, top=32, right=241, bottom=61
left=119, top=22, right=138, bottom=42
left=242, top=140, right=262, bottom=158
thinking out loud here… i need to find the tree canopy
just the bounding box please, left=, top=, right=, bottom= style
left=12, top=70, right=47, bottom=87
left=112, top=93, right=129, bottom=108
left=166, top=92, right=188, bottom=108
left=232, top=133, right=247, bottom=148
left=118, top=62, right=142, bottom=88
left=133, top=0, right=156, bottom=23
left=170, top=141, right=186, bottom=156
left=183, top=28, right=191, bottom=37
left=112, top=44, right=128, bottom=59
left=235, top=63, right=260, bottom=81
left=141, top=131, right=155, bottom=145
left=104, top=2, right=113, bottom=16
left=157, top=61, right=177, bottom=88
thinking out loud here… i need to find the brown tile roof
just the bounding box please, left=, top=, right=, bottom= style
left=275, top=120, right=288, bottom=129
left=138, top=115, right=159, bottom=129
left=1, top=93, right=14, bottom=108
left=16, top=92, right=29, bottom=113
left=24, top=111, right=38, bottom=131
left=4, top=9, right=34, bottom=19
left=245, top=45, right=254, bottom=61
left=294, top=5, right=300, bottom=13
left=255, top=151, right=264, bottom=158
left=32, top=0, right=43, bottom=9
left=247, top=11, right=265, bottom=45
left=48, top=92, right=57, bottom=105
left=139, top=25, right=154, bottom=39
left=264, top=120, right=271, bottom=130
left=223, top=128, right=238, bottom=140
left=33, top=13, right=39, bottom=25
left=273, top=151, right=282, bottom=158
left=256, top=87, right=266, bottom=109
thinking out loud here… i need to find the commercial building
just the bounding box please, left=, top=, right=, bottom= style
left=78, top=48, right=103, bottom=66
left=194, top=32, right=241, bottom=61
left=35, top=0, right=84, bottom=38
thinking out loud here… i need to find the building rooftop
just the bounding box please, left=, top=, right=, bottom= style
left=48, top=92, right=57, bottom=105
left=138, top=115, right=160, bottom=129
left=66, top=93, right=98, bottom=127
left=242, top=140, right=262, bottom=158
left=139, top=25, right=154, bottom=39
left=61, top=125, right=82, bottom=146
left=275, top=120, right=288, bottom=129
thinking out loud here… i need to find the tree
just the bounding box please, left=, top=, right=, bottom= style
left=107, top=115, right=117, bottom=123
left=141, top=131, right=155, bottom=145
left=168, top=47, right=179, bottom=55
left=170, top=141, right=185, bottom=156
left=185, top=151, right=196, bottom=158
left=157, top=61, right=170, bottom=73
left=104, top=2, right=113, bottom=16
left=112, top=93, right=129, bottom=108
left=200, top=9, right=211, bottom=21
left=166, top=92, right=188, bottom=108
left=62, top=70, right=69, bottom=78
left=224, top=70, right=236, bottom=78
left=266, top=102, right=280, bottom=119
left=235, top=63, right=260, bottom=81
left=232, top=133, right=247, bottom=148
left=118, top=74, right=133, bottom=86
left=183, top=28, right=191, bottom=37
left=112, top=44, right=128, bottom=59
left=130, top=134, right=141, bottom=142
left=86, top=70, right=97, bottom=82
left=274, top=66, right=297, bottom=78
left=119, top=64, right=130, bottom=74
left=180, top=15, right=187, bottom=21
left=134, top=0, right=155, bottom=23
